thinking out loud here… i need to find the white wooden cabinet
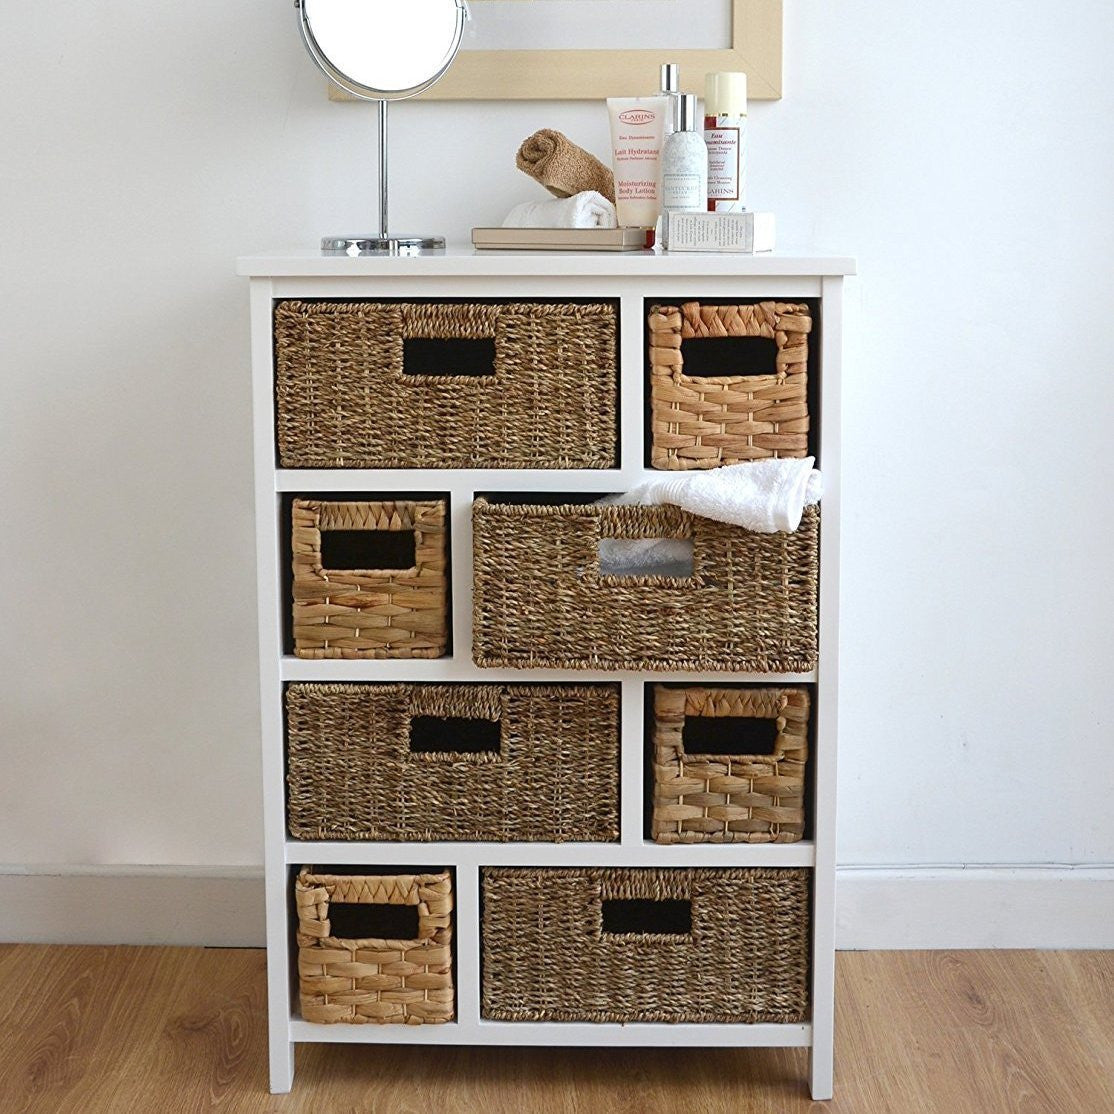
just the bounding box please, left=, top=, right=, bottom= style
left=239, top=248, right=854, bottom=1099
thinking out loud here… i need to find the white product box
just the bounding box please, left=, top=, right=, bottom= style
left=662, top=211, right=776, bottom=253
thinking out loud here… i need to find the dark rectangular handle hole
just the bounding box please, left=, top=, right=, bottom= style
left=403, top=337, right=496, bottom=377
left=409, top=715, right=501, bottom=754
left=601, top=898, right=692, bottom=936
left=681, top=335, right=778, bottom=378
left=682, top=714, right=779, bottom=756
left=327, top=901, right=419, bottom=941
left=320, top=529, right=416, bottom=571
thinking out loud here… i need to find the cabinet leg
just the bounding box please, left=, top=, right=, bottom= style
left=269, top=1039, right=295, bottom=1094
left=809, top=1039, right=833, bottom=1101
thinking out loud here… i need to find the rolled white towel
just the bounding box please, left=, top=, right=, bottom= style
left=501, top=190, right=618, bottom=229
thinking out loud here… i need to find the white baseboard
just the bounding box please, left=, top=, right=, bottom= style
left=0, top=865, right=265, bottom=947
left=836, top=865, right=1114, bottom=949
left=1, top=864, right=1111, bottom=950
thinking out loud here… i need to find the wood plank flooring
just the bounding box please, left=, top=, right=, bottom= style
left=0, top=946, right=1109, bottom=1113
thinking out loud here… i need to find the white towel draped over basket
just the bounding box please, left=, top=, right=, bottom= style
left=597, top=458, right=822, bottom=577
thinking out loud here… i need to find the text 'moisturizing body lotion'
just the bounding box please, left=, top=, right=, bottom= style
left=704, top=71, right=747, bottom=212
left=606, top=96, right=669, bottom=229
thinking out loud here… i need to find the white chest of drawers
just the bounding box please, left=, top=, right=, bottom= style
left=239, top=248, right=854, bottom=1099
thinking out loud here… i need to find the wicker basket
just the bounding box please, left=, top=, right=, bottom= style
left=649, top=301, right=811, bottom=470
left=651, top=687, right=809, bottom=844
left=472, top=498, right=818, bottom=672
left=295, top=866, right=454, bottom=1025
left=275, top=300, right=618, bottom=469
left=292, top=498, right=447, bottom=659
left=286, top=683, right=620, bottom=842
left=481, top=867, right=809, bottom=1023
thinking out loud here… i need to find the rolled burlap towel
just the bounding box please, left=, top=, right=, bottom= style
left=515, top=129, right=616, bottom=204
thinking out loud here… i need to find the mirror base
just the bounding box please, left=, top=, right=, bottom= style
left=321, top=235, right=446, bottom=256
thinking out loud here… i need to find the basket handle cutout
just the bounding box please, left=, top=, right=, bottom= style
left=682, top=714, right=779, bottom=757
left=402, top=337, right=496, bottom=378
left=680, top=335, right=778, bottom=378
left=601, top=898, right=692, bottom=936
left=320, top=529, right=416, bottom=572
left=409, top=715, right=501, bottom=755
left=327, top=901, right=419, bottom=941
left=597, top=537, right=694, bottom=579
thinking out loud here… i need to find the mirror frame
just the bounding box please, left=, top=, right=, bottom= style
left=299, top=0, right=468, bottom=101
left=328, top=0, right=782, bottom=102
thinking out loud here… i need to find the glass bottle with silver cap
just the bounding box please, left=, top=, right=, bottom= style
left=661, top=93, right=708, bottom=214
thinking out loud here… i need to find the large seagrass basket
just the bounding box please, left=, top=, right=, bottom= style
left=275, top=300, right=618, bottom=469
left=471, top=498, right=818, bottom=672
left=481, top=867, right=810, bottom=1023
left=286, top=682, right=620, bottom=842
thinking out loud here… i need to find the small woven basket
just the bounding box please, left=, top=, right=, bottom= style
left=481, top=867, right=809, bottom=1023
left=274, top=300, right=618, bottom=469
left=292, top=499, right=447, bottom=659
left=286, top=683, right=620, bottom=842
left=295, top=867, right=454, bottom=1025
left=651, top=687, right=809, bottom=844
left=649, top=301, right=811, bottom=469
left=472, top=498, right=818, bottom=672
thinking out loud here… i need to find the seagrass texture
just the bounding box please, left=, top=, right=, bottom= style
left=649, top=301, right=811, bottom=469
left=296, top=867, right=454, bottom=1025
left=274, top=300, right=618, bottom=469
left=472, top=499, right=818, bottom=672
left=481, top=867, right=810, bottom=1023
left=651, top=687, right=809, bottom=844
left=292, top=499, right=447, bottom=659
left=286, top=683, right=620, bottom=842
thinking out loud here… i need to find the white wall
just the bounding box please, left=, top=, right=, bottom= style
left=2, top=2, right=1113, bottom=939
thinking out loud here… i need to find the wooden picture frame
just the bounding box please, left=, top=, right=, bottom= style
left=330, top=0, right=782, bottom=102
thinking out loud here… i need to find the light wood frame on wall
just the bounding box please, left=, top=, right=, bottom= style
left=330, top=0, right=782, bottom=102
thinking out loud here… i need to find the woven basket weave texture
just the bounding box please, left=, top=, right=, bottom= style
left=296, top=867, right=454, bottom=1025
left=471, top=498, right=818, bottom=672
left=292, top=499, right=447, bottom=660
left=651, top=687, right=809, bottom=844
left=481, top=867, right=809, bottom=1023
left=649, top=301, right=811, bottom=470
left=275, top=300, right=618, bottom=469
left=286, top=683, right=620, bottom=842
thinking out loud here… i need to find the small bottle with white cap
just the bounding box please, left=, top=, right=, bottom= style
left=704, top=71, right=747, bottom=212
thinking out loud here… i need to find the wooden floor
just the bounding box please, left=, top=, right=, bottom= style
left=0, top=946, right=1110, bottom=1113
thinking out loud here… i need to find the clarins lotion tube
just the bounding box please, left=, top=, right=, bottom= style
left=607, top=96, right=669, bottom=228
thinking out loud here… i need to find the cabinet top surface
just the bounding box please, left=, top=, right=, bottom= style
left=237, top=245, right=856, bottom=278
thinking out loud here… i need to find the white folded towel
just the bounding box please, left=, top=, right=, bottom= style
left=501, top=190, right=618, bottom=229
left=596, top=458, right=822, bottom=576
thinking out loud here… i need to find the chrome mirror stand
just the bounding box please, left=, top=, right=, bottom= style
left=320, top=101, right=445, bottom=256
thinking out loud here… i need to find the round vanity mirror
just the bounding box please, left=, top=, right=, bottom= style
left=296, top=0, right=469, bottom=253
left=300, top=0, right=466, bottom=100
